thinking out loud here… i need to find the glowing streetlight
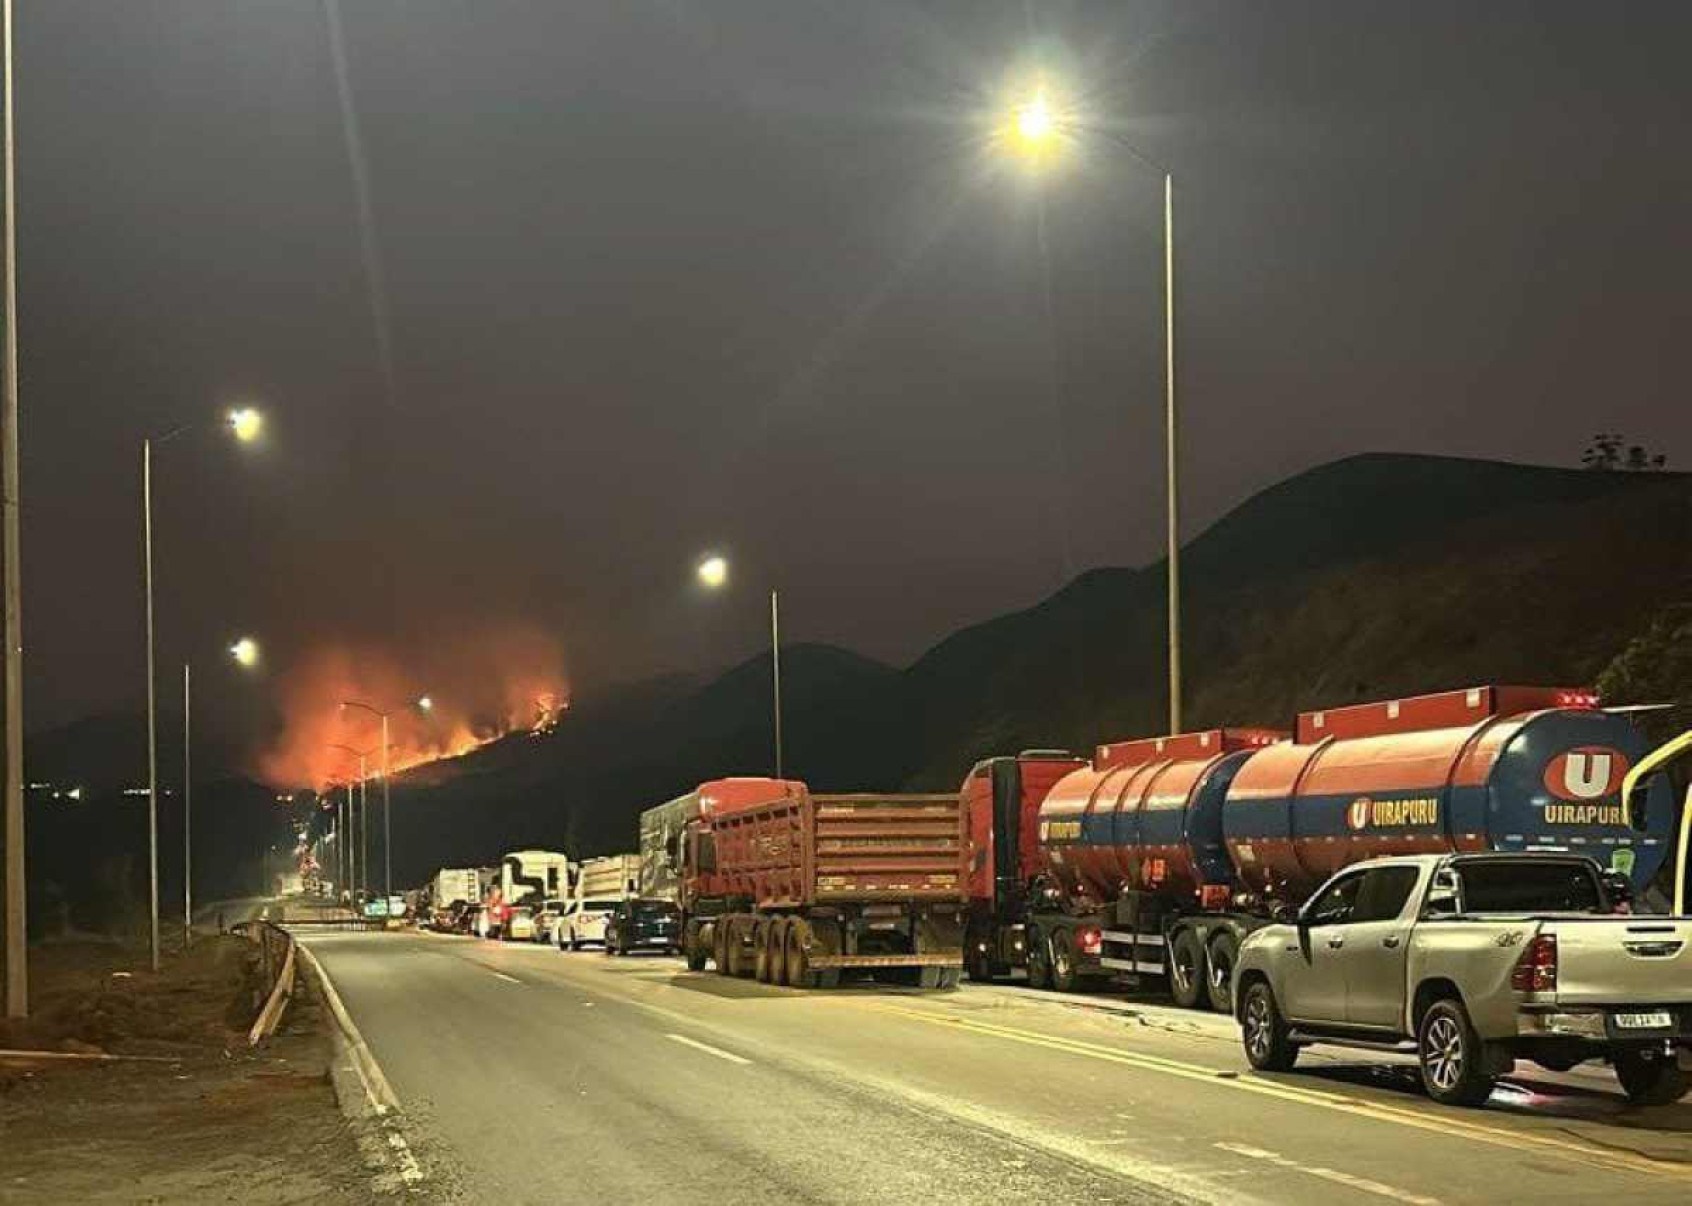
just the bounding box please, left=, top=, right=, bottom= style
left=142, top=405, right=266, bottom=973
left=996, top=75, right=1184, bottom=733
left=229, top=637, right=259, bottom=668
left=696, top=554, right=728, bottom=590
left=416, top=695, right=433, bottom=712
left=227, top=406, right=263, bottom=443
left=695, top=554, right=784, bottom=778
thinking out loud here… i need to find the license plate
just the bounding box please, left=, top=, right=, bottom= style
left=1613, top=1011, right=1673, bottom=1030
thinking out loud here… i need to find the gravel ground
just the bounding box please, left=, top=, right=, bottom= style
left=0, top=936, right=380, bottom=1204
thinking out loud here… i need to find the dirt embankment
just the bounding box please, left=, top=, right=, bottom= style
left=0, top=935, right=377, bottom=1203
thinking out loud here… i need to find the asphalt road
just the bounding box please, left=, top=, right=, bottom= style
left=300, top=930, right=1692, bottom=1205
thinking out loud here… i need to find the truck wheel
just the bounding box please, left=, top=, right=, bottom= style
left=753, top=922, right=773, bottom=983
left=1049, top=930, right=1079, bottom=993
left=768, top=920, right=791, bottom=986
left=1026, top=931, right=1052, bottom=991
left=785, top=923, right=817, bottom=988
left=1240, top=980, right=1299, bottom=1072
left=713, top=923, right=730, bottom=975
left=1168, top=929, right=1206, bottom=1010
left=936, top=968, right=961, bottom=991
left=685, top=932, right=708, bottom=972
left=1614, top=1048, right=1690, bottom=1105
left=1418, top=998, right=1496, bottom=1107
left=965, top=942, right=995, bottom=983
left=1205, top=931, right=1240, bottom=1014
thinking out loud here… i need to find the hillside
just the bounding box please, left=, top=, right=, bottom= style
left=20, top=453, right=1692, bottom=909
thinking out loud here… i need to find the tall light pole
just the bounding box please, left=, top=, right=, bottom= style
left=342, top=696, right=430, bottom=904
left=180, top=636, right=260, bottom=948
left=2, top=0, right=26, bottom=1021
left=1006, top=85, right=1183, bottom=732
left=142, top=407, right=262, bottom=970
left=697, top=555, right=784, bottom=778
left=328, top=743, right=370, bottom=901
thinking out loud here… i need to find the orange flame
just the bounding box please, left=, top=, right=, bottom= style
left=256, top=628, right=567, bottom=789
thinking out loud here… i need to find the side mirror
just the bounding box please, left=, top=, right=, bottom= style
left=1271, top=901, right=1301, bottom=925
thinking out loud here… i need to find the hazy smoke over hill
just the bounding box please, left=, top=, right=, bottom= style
left=257, top=625, right=567, bottom=789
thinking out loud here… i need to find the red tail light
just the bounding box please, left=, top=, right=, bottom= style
left=1200, top=884, right=1232, bottom=912
left=1510, top=934, right=1558, bottom=992
left=1077, top=927, right=1103, bottom=957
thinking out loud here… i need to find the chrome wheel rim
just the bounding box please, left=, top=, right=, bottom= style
left=1172, top=947, right=1195, bottom=994
left=1245, top=992, right=1272, bottom=1059
left=1424, top=1016, right=1463, bottom=1091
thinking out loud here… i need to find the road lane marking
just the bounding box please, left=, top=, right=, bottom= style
left=875, top=1004, right=1692, bottom=1181
left=1215, top=1142, right=1441, bottom=1205
left=664, top=1033, right=752, bottom=1066
left=490, top=971, right=522, bottom=984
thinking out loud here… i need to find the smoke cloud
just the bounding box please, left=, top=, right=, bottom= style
left=256, top=624, right=567, bottom=789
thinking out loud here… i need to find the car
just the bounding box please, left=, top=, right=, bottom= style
left=560, top=898, right=620, bottom=950
left=533, top=898, right=567, bottom=944
left=605, top=899, right=682, bottom=957
left=1233, top=852, right=1692, bottom=1107
left=504, top=905, right=537, bottom=942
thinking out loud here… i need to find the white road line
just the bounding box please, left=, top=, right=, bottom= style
left=490, top=971, right=522, bottom=984
left=1214, top=1142, right=1442, bottom=1206
left=664, top=1033, right=752, bottom=1066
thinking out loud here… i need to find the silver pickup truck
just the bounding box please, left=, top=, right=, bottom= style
left=1233, top=852, right=1692, bottom=1106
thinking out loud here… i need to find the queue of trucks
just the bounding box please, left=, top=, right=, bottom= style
left=408, top=682, right=1692, bottom=1105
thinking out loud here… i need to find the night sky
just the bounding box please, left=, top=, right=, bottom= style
left=15, top=2, right=1692, bottom=747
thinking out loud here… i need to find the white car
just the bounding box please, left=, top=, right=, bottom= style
left=559, top=899, right=619, bottom=950
left=503, top=905, right=537, bottom=942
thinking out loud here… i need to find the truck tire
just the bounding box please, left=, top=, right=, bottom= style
left=712, top=922, right=729, bottom=975
left=936, top=967, right=961, bottom=991
left=1417, top=998, right=1497, bottom=1107
left=1168, top=928, right=1206, bottom=1010
left=965, top=942, right=995, bottom=983
left=768, top=920, right=791, bottom=986
left=1049, top=930, right=1079, bottom=993
left=1026, top=930, right=1052, bottom=991
left=1205, top=931, right=1240, bottom=1014
left=1614, top=1048, right=1690, bottom=1105
left=786, top=922, right=817, bottom=989
left=753, top=921, right=773, bottom=983
left=685, top=927, right=709, bottom=972
left=1240, top=980, right=1299, bottom=1072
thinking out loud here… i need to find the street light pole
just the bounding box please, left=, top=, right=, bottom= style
left=1, top=0, right=26, bottom=1021
left=1163, top=171, right=1181, bottom=734
left=381, top=713, right=391, bottom=903
left=182, top=662, right=191, bottom=948
left=142, top=438, right=160, bottom=971
left=770, top=589, right=783, bottom=779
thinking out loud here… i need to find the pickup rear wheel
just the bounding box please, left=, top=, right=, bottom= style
left=1240, top=980, right=1298, bottom=1072
left=1418, top=998, right=1496, bottom=1107
left=1614, top=1048, right=1690, bottom=1106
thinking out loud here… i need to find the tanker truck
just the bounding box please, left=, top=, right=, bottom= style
left=1018, top=685, right=1681, bottom=1013
left=664, top=777, right=969, bottom=989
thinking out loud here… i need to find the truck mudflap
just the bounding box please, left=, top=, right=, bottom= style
left=809, top=952, right=963, bottom=969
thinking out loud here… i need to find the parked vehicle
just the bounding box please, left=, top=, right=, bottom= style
left=503, top=905, right=537, bottom=942
left=532, top=898, right=567, bottom=944
left=1005, top=686, right=1679, bottom=1013
left=432, top=868, right=480, bottom=913
left=1234, top=851, right=1692, bottom=1106
left=648, top=778, right=968, bottom=988
left=638, top=793, right=694, bottom=902
left=561, top=897, right=621, bottom=950
left=498, top=850, right=571, bottom=913
left=605, top=899, right=682, bottom=956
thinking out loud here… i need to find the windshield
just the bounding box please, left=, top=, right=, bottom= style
left=582, top=900, right=618, bottom=912
left=1456, top=860, right=1604, bottom=913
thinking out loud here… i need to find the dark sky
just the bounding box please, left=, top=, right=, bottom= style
left=15, top=1, right=1692, bottom=739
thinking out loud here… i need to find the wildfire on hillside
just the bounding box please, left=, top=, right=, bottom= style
left=257, top=627, right=568, bottom=790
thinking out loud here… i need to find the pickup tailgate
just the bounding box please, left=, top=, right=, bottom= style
left=1549, top=917, right=1692, bottom=1006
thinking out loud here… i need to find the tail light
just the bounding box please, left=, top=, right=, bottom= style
left=1077, top=927, right=1103, bottom=957
left=1200, top=884, right=1232, bottom=912
left=1510, top=934, right=1558, bottom=992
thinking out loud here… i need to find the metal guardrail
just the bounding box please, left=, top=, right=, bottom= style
left=277, top=915, right=391, bottom=931
left=232, top=920, right=297, bottom=1046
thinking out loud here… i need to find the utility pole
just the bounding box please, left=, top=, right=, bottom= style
left=381, top=713, right=390, bottom=903
left=182, top=663, right=191, bottom=949
left=142, top=439, right=159, bottom=971
left=770, top=589, right=783, bottom=779
left=1164, top=172, right=1181, bottom=735
left=1, top=0, right=26, bottom=1020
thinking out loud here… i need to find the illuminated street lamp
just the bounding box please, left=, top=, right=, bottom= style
left=180, top=635, right=261, bottom=949
left=142, top=405, right=264, bottom=972
left=327, top=743, right=373, bottom=901
left=341, top=696, right=432, bottom=904
left=698, top=555, right=784, bottom=779
left=1000, top=78, right=1184, bottom=733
